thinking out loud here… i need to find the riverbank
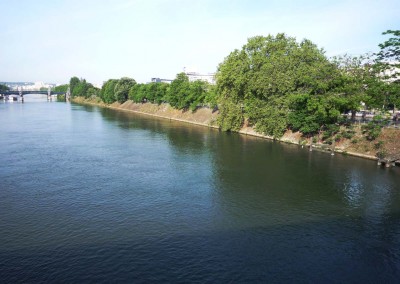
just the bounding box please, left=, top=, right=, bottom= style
left=72, top=97, right=400, bottom=162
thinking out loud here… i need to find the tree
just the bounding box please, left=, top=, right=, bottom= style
left=216, top=33, right=340, bottom=136
left=73, top=79, right=89, bottom=97
left=86, top=86, right=100, bottom=98
left=0, top=84, right=10, bottom=92
left=153, top=82, right=169, bottom=104
left=215, top=48, right=248, bottom=131
left=287, top=93, right=346, bottom=136
left=69, top=76, right=80, bottom=97
left=376, top=30, right=400, bottom=70
left=187, top=80, right=208, bottom=110
left=54, top=84, right=69, bottom=93
left=114, top=77, right=136, bottom=103
left=245, top=96, right=288, bottom=137
left=100, top=79, right=119, bottom=104
left=129, top=83, right=146, bottom=102
left=332, top=54, right=378, bottom=118
left=375, top=30, right=400, bottom=112
left=166, top=73, right=191, bottom=109
left=204, top=84, right=218, bottom=108
left=128, top=82, right=169, bottom=104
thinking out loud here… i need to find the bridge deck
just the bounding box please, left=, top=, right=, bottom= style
left=0, top=91, right=65, bottom=95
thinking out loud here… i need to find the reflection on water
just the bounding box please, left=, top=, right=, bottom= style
left=343, top=169, right=365, bottom=208
left=0, top=101, right=400, bottom=282
left=341, top=167, right=395, bottom=225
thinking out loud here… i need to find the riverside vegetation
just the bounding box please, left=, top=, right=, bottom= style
left=65, top=31, right=400, bottom=160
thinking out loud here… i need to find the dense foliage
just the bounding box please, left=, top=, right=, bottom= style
left=129, top=82, right=169, bottom=104
left=100, top=79, right=119, bottom=104
left=216, top=32, right=400, bottom=137
left=375, top=30, right=400, bottom=111
left=115, top=77, right=136, bottom=103
left=165, top=73, right=211, bottom=110
left=216, top=34, right=344, bottom=136
left=54, top=84, right=69, bottom=93
left=69, top=77, right=100, bottom=98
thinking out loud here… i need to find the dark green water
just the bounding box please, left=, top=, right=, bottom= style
left=1, top=97, right=400, bottom=283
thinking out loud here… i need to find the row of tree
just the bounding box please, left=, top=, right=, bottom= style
left=67, top=30, right=399, bottom=138
left=70, top=73, right=217, bottom=111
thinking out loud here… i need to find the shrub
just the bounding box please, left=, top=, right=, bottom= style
left=341, top=129, right=355, bottom=139
left=374, top=141, right=384, bottom=149
left=322, top=124, right=340, bottom=140
left=376, top=150, right=387, bottom=159
left=362, top=123, right=381, bottom=140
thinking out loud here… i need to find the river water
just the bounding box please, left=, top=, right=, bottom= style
left=1, top=97, right=400, bottom=283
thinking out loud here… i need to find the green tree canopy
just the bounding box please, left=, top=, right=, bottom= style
left=331, top=54, right=381, bottom=116
left=69, top=76, right=80, bottom=97
left=128, top=82, right=169, bottom=104
left=376, top=30, right=400, bottom=65
left=375, top=30, right=400, bottom=111
left=166, top=73, right=191, bottom=109
left=0, top=84, right=10, bottom=92
left=114, top=77, right=136, bottom=103
left=86, top=85, right=100, bottom=98
left=129, top=83, right=147, bottom=103
left=69, top=77, right=96, bottom=98
left=216, top=33, right=341, bottom=136
left=100, top=79, right=119, bottom=104
left=166, top=73, right=212, bottom=110
left=54, top=84, right=69, bottom=93
left=73, top=79, right=89, bottom=97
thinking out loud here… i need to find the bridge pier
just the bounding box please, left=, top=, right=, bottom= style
left=66, top=87, right=71, bottom=102
left=47, top=86, right=51, bottom=101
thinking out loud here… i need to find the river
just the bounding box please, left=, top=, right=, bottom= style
left=1, top=97, right=400, bottom=283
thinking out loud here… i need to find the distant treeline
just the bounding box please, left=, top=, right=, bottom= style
left=67, top=73, right=217, bottom=112
left=66, top=30, right=399, bottom=138
left=0, top=84, right=10, bottom=92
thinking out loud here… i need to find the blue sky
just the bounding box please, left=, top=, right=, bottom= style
left=1, top=0, right=399, bottom=85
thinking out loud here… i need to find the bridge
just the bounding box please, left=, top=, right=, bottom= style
left=0, top=87, right=70, bottom=102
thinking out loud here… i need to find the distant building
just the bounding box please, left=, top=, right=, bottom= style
left=21, top=82, right=48, bottom=91
left=150, top=78, right=173, bottom=84
left=1, top=81, right=55, bottom=91
left=184, top=68, right=216, bottom=85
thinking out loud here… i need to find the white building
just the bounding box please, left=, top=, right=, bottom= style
left=184, top=67, right=216, bottom=85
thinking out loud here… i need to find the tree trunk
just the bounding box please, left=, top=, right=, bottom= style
left=351, top=110, right=356, bottom=121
